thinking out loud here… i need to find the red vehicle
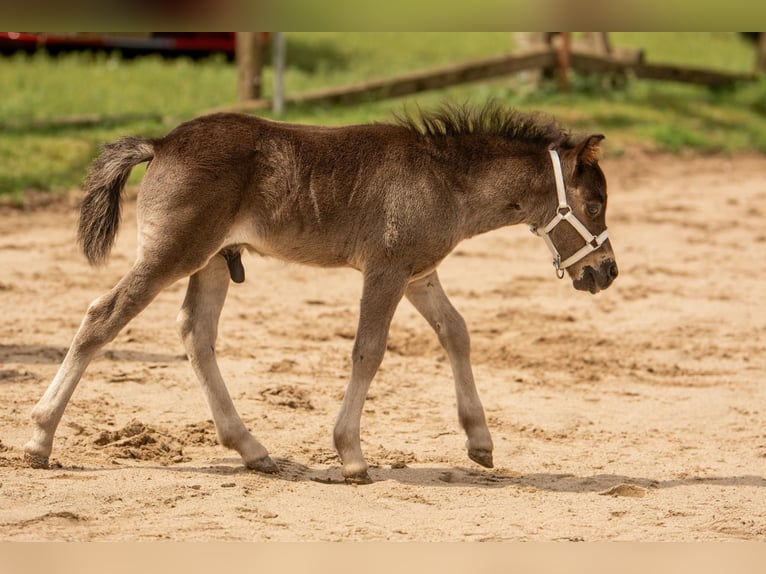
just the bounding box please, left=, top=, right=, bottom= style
left=0, top=32, right=240, bottom=59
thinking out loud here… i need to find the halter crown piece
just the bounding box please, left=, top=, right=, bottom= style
left=530, top=150, right=610, bottom=279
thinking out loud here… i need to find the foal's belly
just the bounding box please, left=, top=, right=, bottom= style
left=222, top=217, right=452, bottom=277
left=222, top=221, right=357, bottom=269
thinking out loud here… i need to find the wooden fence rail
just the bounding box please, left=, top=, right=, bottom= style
left=220, top=44, right=757, bottom=115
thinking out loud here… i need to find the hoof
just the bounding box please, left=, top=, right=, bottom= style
left=341, top=460, right=370, bottom=484
left=468, top=448, right=494, bottom=469
left=24, top=452, right=50, bottom=469
left=246, top=455, right=279, bottom=474
left=344, top=472, right=373, bottom=485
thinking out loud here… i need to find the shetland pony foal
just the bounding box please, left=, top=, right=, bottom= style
left=25, top=103, right=617, bottom=483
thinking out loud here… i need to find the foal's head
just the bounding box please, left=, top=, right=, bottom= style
left=540, top=134, right=618, bottom=294
left=395, top=101, right=618, bottom=293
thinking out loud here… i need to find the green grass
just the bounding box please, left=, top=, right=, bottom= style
left=609, top=32, right=756, bottom=73
left=1, top=32, right=765, bottom=200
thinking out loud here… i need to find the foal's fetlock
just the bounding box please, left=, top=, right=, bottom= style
left=218, top=427, right=276, bottom=473
left=23, top=432, right=53, bottom=469
left=333, top=429, right=371, bottom=483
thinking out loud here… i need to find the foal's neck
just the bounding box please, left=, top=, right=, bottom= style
left=460, top=153, right=554, bottom=240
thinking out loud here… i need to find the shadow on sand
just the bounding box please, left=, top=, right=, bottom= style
left=15, top=455, right=764, bottom=494
left=0, top=344, right=183, bottom=366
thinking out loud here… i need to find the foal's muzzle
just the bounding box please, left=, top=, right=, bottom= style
left=573, top=259, right=619, bottom=294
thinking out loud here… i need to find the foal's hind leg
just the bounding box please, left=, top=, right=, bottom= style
left=405, top=271, right=494, bottom=468
left=176, top=255, right=277, bottom=473
left=24, top=260, right=179, bottom=468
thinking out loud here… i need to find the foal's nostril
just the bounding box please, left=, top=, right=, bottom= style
left=608, top=263, right=619, bottom=279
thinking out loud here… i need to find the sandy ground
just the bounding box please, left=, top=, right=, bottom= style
left=0, top=152, right=765, bottom=541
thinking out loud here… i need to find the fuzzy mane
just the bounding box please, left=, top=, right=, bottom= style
left=393, top=101, right=575, bottom=149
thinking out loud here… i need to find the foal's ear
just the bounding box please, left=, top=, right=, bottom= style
left=576, top=134, right=605, bottom=166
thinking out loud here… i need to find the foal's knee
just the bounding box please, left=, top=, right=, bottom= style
left=437, top=309, right=470, bottom=355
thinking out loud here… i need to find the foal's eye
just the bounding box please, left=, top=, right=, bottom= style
left=586, top=203, right=601, bottom=217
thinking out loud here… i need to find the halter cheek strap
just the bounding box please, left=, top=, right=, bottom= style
left=530, top=150, right=609, bottom=279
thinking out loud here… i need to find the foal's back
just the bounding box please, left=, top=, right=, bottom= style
left=140, top=113, right=462, bottom=272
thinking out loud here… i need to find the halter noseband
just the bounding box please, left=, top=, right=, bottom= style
left=530, top=150, right=609, bottom=279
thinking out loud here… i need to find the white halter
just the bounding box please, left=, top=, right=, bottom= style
left=530, top=150, right=609, bottom=279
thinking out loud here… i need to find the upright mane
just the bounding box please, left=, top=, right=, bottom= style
left=393, top=101, right=574, bottom=149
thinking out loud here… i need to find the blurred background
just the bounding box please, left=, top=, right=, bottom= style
left=1, top=32, right=765, bottom=204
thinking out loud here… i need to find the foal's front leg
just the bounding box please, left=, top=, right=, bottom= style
left=177, top=255, right=277, bottom=473
left=333, top=267, right=410, bottom=484
left=405, top=272, right=494, bottom=468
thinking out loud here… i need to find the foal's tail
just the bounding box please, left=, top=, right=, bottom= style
left=78, top=137, right=155, bottom=266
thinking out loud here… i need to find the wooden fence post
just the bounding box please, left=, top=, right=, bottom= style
left=556, top=32, right=571, bottom=91
left=756, top=32, right=766, bottom=75
left=581, top=32, right=612, bottom=55
left=236, top=32, right=262, bottom=101
left=515, top=32, right=546, bottom=85
left=272, top=32, right=286, bottom=116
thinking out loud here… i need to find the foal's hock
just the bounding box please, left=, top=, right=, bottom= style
left=24, top=102, right=618, bottom=483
